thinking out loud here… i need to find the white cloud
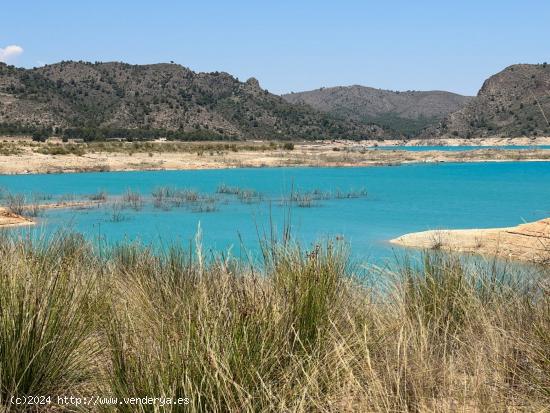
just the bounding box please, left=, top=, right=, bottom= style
left=0, top=45, right=24, bottom=63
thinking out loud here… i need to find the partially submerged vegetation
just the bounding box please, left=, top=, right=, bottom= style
left=88, top=190, right=109, bottom=202
left=0, top=232, right=548, bottom=411
left=215, top=184, right=369, bottom=208
left=4, top=192, right=50, bottom=217
left=216, top=184, right=263, bottom=203
left=122, top=189, right=144, bottom=211
left=151, top=186, right=218, bottom=211
left=286, top=187, right=368, bottom=207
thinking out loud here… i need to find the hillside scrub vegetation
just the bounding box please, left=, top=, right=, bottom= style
left=0, top=61, right=390, bottom=141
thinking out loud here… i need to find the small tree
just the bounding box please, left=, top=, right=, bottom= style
left=31, top=131, right=48, bottom=142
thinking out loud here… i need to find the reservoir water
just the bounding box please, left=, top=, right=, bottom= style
left=1, top=162, right=549, bottom=264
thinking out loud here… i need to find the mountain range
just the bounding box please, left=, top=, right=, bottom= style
left=1, top=61, right=549, bottom=141
left=0, top=61, right=388, bottom=140
left=424, top=64, right=550, bottom=138
left=282, top=87, right=472, bottom=135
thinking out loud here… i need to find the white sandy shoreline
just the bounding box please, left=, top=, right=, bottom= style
left=0, top=208, right=34, bottom=228
left=354, top=136, right=550, bottom=147
left=390, top=218, right=550, bottom=263
left=2, top=158, right=550, bottom=177
left=1, top=137, right=550, bottom=175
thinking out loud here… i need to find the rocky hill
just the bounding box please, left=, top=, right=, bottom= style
left=425, top=64, right=550, bottom=138
left=0, top=61, right=391, bottom=140
left=282, top=86, right=472, bottom=136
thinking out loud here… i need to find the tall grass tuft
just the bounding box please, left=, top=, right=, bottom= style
left=0, top=231, right=547, bottom=411
left=0, top=234, right=101, bottom=405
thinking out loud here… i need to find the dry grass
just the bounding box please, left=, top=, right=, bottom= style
left=0, top=232, right=547, bottom=412
left=3, top=139, right=550, bottom=175
left=0, top=143, right=23, bottom=156
left=27, top=140, right=285, bottom=156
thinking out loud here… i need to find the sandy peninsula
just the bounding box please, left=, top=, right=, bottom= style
left=1, top=136, right=550, bottom=175
left=0, top=207, right=34, bottom=228
left=391, top=218, right=550, bottom=263
left=0, top=200, right=106, bottom=229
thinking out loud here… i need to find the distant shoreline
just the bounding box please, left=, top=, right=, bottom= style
left=1, top=136, right=550, bottom=175
left=359, top=136, right=550, bottom=147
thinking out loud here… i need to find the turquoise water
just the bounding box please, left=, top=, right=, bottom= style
left=1, top=162, right=549, bottom=264
left=372, top=145, right=550, bottom=151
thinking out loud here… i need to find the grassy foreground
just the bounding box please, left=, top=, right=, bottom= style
left=0, top=233, right=548, bottom=412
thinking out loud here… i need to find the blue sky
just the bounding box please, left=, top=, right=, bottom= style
left=1, top=0, right=549, bottom=95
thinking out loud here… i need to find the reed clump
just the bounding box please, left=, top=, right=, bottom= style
left=191, top=198, right=218, bottom=213
left=5, top=193, right=26, bottom=215
left=151, top=186, right=171, bottom=209
left=25, top=193, right=45, bottom=217
left=287, top=187, right=368, bottom=207
left=109, top=200, right=126, bottom=222
left=88, top=190, right=108, bottom=202
left=293, top=193, right=315, bottom=207
left=0, top=191, right=56, bottom=217
left=216, top=184, right=263, bottom=203
left=122, top=189, right=143, bottom=210
left=0, top=232, right=548, bottom=412
left=152, top=186, right=218, bottom=212
left=334, top=187, right=368, bottom=199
